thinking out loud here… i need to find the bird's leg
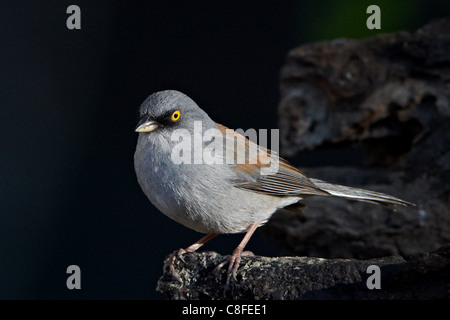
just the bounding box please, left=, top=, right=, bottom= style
left=169, top=233, right=218, bottom=281
left=214, top=222, right=259, bottom=292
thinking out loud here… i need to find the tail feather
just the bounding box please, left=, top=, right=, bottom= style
left=310, top=178, right=414, bottom=208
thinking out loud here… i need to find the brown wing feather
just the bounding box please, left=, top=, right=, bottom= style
left=215, top=123, right=330, bottom=197
left=215, top=123, right=413, bottom=207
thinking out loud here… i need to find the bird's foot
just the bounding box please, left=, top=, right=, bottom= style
left=214, top=249, right=254, bottom=294
left=168, top=248, right=189, bottom=283
left=168, top=233, right=219, bottom=284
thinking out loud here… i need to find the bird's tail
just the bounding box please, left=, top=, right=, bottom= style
left=310, top=178, right=414, bottom=208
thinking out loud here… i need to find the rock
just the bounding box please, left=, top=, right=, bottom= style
left=157, top=18, right=450, bottom=300
left=278, top=17, right=450, bottom=156
left=269, top=17, right=450, bottom=259
left=157, top=245, right=450, bottom=299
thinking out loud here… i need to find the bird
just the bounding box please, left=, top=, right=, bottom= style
left=133, top=90, right=414, bottom=290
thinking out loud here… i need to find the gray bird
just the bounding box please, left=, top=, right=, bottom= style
left=134, top=90, right=413, bottom=289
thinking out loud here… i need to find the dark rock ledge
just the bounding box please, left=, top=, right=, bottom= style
left=157, top=245, right=450, bottom=300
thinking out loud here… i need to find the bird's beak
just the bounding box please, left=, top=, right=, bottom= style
left=135, top=116, right=158, bottom=133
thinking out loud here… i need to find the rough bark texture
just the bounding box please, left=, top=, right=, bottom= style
left=157, top=18, right=450, bottom=299
left=157, top=245, right=450, bottom=300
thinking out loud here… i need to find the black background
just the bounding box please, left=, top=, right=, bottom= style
left=1, top=1, right=448, bottom=299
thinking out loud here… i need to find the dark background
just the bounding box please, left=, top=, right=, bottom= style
left=1, top=1, right=448, bottom=299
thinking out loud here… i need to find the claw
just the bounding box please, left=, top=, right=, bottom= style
left=169, top=249, right=186, bottom=283
left=213, top=250, right=255, bottom=294
left=167, top=233, right=219, bottom=284
left=213, top=258, right=229, bottom=275
left=177, top=248, right=187, bottom=263
left=225, top=252, right=240, bottom=290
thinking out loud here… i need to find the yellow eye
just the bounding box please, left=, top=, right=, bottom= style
left=171, top=110, right=181, bottom=122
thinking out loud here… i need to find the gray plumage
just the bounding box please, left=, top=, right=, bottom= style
left=134, top=90, right=413, bottom=235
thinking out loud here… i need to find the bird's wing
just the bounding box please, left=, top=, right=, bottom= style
left=214, top=123, right=414, bottom=208
left=215, top=123, right=329, bottom=197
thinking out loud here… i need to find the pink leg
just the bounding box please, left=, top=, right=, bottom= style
left=183, top=233, right=218, bottom=253
left=224, top=222, right=260, bottom=290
